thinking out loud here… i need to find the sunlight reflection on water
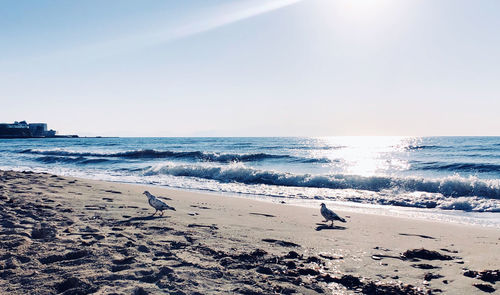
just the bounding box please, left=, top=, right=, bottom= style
left=309, top=136, right=418, bottom=176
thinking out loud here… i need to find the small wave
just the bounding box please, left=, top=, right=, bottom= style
left=80, top=158, right=113, bottom=164
left=466, top=147, right=499, bottom=152
left=21, top=149, right=330, bottom=164
left=36, top=156, right=81, bottom=164
left=260, top=145, right=345, bottom=150
left=405, top=145, right=446, bottom=150
left=35, top=156, right=111, bottom=165
left=287, top=145, right=346, bottom=150
left=466, top=153, right=500, bottom=159
left=298, top=157, right=334, bottom=164
left=413, top=161, right=500, bottom=173
left=228, top=142, right=254, bottom=147
left=144, top=164, right=500, bottom=199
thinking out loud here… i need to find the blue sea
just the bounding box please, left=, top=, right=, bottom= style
left=1, top=137, right=499, bottom=225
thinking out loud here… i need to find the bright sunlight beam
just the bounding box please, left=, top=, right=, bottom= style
left=20, top=0, right=303, bottom=65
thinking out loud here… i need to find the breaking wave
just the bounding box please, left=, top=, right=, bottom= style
left=143, top=163, right=500, bottom=199
left=21, top=149, right=330, bottom=163
left=8, top=137, right=500, bottom=214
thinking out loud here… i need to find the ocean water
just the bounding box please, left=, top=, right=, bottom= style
left=1, top=137, right=499, bottom=225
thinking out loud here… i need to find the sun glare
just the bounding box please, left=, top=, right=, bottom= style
left=315, top=136, right=413, bottom=176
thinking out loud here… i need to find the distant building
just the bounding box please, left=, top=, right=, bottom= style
left=0, top=121, right=32, bottom=138
left=45, top=129, right=57, bottom=137
left=11, top=121, right=29, bottom=128
left=29, top=123, right=47, bottom=137
left=0, top=120, right=59, bottom=138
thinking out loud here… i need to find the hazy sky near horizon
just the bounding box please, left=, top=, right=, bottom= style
left=1, top=0, right=499, bottom=136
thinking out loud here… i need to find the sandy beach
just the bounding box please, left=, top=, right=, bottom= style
left=0, top=170, right=498, bottom=294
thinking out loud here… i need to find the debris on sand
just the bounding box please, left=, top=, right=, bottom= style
left=401, top=248, right=453, bottom=261
left=424, top=272, right=444, bottom=281
left=464, top=269, right=500, bottom=284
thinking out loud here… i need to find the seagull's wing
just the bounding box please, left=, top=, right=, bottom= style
left=148, top=197, right=156, bottom=209
left=151, top=197, right=175, bottom=211
left=151, top=197, right=166, bottom=209
left=325, top=208, right=346, bottom=222
left=321, top=207, right=329, bottom=220
left=325, top=208, right=335, bottom=219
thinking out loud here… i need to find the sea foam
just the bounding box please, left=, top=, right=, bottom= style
left=143, top=163, right=500, bottom=200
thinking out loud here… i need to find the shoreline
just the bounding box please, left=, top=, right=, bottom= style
left=4, top=165, right=499, bottom=229
left=1, top=170, right=499, bottom=294
left=139, top=185, right=500, bottom=229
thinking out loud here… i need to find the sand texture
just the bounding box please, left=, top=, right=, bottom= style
left=0, top=170, right=499, bottom=294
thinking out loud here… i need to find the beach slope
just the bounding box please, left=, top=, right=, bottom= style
left=0, top=170, right=498, bottom=294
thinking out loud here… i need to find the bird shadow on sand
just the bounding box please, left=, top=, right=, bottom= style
left=315, top=223, right=347, bottom=231
left=117, top=215, right=170, bottom=224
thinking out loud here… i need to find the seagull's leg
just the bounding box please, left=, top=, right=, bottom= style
left=159, top=210, right=164, bottom=216
left=152, top=209, right=157, bottom=216
left=330, top=220, right=334, bottom=227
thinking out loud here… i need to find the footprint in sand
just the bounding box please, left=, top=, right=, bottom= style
left=84, top=205, right=106, bottom=211
left=187, top=224, right=218, bottom=230
left=112, top=256, right=135, bottom=265
left=31, top=223, right=57, bottom=240
left=262, top=238, right=301, bottom=248
left=137, top=245, right=150, bottom=253
left=39, top=250, right=91, bottom=265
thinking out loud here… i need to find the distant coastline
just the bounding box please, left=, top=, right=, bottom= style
left=0, top=120, right=79, bottom=138
left=0, top=137, right=118, bottom=139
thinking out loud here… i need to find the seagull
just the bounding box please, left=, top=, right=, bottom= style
left=320, top=203, right=346, bottom=226
left=143, top=191, right=176, bottom=216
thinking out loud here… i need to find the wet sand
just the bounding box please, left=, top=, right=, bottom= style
left=0, top=170, right=498, bottom=294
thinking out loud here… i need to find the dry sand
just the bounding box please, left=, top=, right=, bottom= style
left=0, top=170, right=498, bottom=294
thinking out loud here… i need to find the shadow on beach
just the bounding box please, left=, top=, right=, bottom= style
left=315, top=223, right=347, bottom=231
left=117, top=215, right=170, bottom=224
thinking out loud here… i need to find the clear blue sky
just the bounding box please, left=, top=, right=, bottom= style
left=1, top=0, right=499, bottom=136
